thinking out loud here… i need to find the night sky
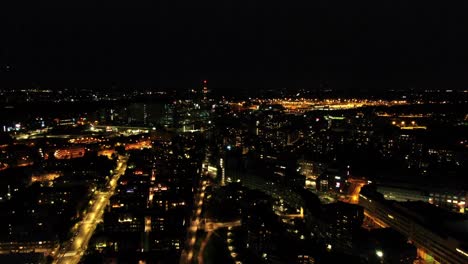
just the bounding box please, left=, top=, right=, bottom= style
left=2, top=1, right=468, bottom=92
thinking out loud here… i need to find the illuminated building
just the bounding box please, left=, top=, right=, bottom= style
left=31, top=172, right=62, bottom=183
left=96, top=136, right=196, bottom=262
left=98, top=149, right=116, bottom=159
left=359, top=186, right=468, bottom=264
left=0, top=240, right=58, bottom=255
left=54, top=118, right=75, bottom=127
left=316, top=169, right=346, bottom=193
left=53, top=146, right=85, bottom=159
left=219, top=158, right=225, bottom=186
left=297, top=254, right=315, bottom=264
left=243, top=196, right=277, bottom=260
left=160, top=104, right=175, bottom=128
left=376, top=184, right=467, bottom=214
left=124, top=139, right=152, bottom=150
left=316, top=202, right=364, bottom=253
left=297, top=159, right=327, bottom=190
left=166, top=81, right=213, bottom=133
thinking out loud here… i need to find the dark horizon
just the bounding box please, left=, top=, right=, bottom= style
left=2, top=1, right=468, bottom=92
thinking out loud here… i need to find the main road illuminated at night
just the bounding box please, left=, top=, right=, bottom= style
left=54, top=156, right=128, bottom=264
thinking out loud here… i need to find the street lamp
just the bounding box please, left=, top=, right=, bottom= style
left=376, top=249, right=384, bottom=258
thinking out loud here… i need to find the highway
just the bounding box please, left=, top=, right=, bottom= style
left=53, top=156, right=128, bottom=264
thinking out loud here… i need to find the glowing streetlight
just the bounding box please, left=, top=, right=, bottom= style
left=376, top=250, right=384, bottom=258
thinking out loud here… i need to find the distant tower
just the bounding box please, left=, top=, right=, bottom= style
left=143, top=104, right=148, bottom=125
left=202, top=80, right=209, bottom=102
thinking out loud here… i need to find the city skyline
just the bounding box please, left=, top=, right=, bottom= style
left=0, top=2, right=467, bottom=264
left=0, top=80, right=466, bottom=264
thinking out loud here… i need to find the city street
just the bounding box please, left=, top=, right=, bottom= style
left=182, top=178, right=208, bottom=264
left=53, top=156, right=128, bottom=264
